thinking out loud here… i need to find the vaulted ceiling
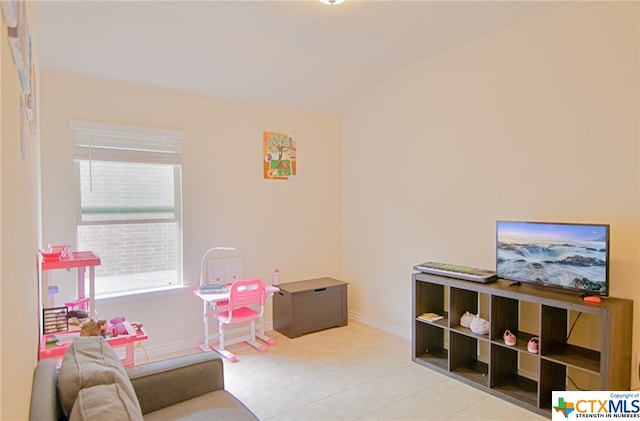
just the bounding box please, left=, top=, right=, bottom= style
left=32, top=1, right=565, bottom=115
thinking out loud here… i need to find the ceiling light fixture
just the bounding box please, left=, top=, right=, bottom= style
left=320, top=0, right=345, bottom=5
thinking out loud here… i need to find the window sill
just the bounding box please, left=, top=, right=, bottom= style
left=96, top=284, right=190, bottom=305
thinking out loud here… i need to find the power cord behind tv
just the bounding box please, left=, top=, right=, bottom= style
left=567, top=375, right=587, bottom=391
left=565, top=312, right=586, bottom=391
left=566, top=312, right=582, bottom=341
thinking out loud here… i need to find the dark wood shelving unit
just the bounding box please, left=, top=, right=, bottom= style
left=412, top=271, right=633, bottom=416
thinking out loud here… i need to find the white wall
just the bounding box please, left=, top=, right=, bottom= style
left=1, top=5, right=41, bottom=419
left=39, top=71, right=342, bottom=353
left=342, top=0, right=640, bottom=379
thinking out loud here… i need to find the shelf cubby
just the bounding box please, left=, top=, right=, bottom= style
left=450, top=332, right=488, bottom=387
left=543, top=344, right=601, bottom=374
left=412, top=271, right=633, bottom=417
left=414, top=320, right=448, bottom=371
left=565, top=366, right=601, bottom=391
left=450, top=287, right=478, bottom=328
left=539, top=359, right=566, bottom=410
left=490, top=295, right=518, bottom=340
left=414, top=280, right=445, bottom=318
left=490, top=344, right=538, bottom=408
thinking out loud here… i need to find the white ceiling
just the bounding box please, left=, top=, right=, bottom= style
left=32, top=1, right=565, bottom=116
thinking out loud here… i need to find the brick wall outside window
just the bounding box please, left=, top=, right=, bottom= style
left=77, top=160, right=181, bottom=293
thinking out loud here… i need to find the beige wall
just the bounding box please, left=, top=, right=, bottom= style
left=1, top=24, right=3, bottom=419
left=342, top=0, right=640, bottom=379
left=1, top=6, right=41, bottom=420
left=39, top=71, right=342, bottom=353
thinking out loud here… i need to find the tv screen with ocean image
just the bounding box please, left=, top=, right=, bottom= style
left=496, top=221, right=609, bottom=296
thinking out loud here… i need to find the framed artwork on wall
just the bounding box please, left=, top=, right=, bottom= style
left=263, top=131, right=297, bottom=180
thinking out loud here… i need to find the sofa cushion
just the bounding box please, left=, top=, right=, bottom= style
left=127, top=352, right=225, bottom=414
left=57, top=336, right=142, bottom=418
left=142, top=390, right=258, bottom=421
left=70, top=383, right=143, bottom=421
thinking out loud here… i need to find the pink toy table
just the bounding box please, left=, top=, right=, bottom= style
left=40, top=321, right=148, bottom=368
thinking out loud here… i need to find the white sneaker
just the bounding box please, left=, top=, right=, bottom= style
left=460, top=311, right=476, bottom=328
left=470, top=316, right=489, bottom=335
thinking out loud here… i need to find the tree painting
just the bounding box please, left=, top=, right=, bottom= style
left=263, top=131, right=297, bottom=180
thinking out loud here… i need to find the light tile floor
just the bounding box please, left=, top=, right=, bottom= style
left=160, top=320, right=548, bottom=420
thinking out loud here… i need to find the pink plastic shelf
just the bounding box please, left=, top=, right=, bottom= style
left=40, top=326, right=148, bottom=360
left=41, top=251, right=101, bottom=270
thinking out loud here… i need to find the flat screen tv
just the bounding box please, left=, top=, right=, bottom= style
left=496, top=221, right=610, bottom=297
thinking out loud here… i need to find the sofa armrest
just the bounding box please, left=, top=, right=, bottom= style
left=126, top=352, right=225, bottom=414
left=29, top=359, right=62, bottom=421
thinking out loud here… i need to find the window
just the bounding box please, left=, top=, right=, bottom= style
left=71, top=121, right=183, bottom=296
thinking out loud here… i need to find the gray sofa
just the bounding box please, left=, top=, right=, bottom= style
left=30, top=344, right=258, bottom=421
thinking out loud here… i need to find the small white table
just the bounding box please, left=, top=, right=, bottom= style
left=194, top=285, right=279, bottom=356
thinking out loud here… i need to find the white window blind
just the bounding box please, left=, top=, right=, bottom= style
left=70, top=120, right=183, bottom=165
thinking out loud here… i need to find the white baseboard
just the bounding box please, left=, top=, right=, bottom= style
left=348, top=310, right=410, bottom=340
